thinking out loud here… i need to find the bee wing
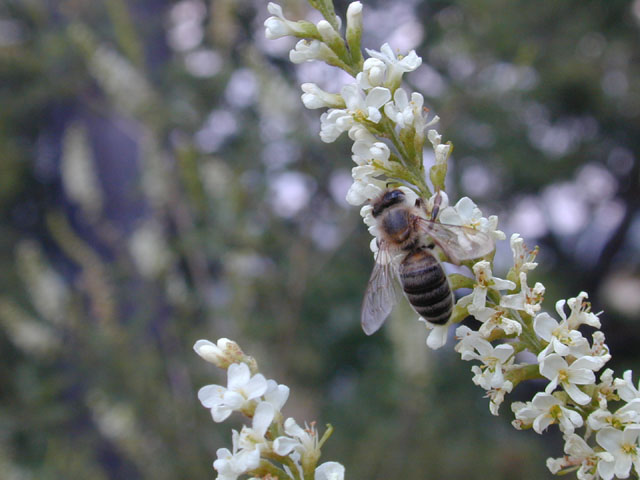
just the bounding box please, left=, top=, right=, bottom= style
left=416, top=218, right=495, bottom=265
left=361, top=247, right=400, bottom=335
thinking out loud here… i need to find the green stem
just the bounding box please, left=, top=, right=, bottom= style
left=506, top=363, right=543, bottom=387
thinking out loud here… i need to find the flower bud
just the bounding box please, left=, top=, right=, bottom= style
left=346, top=2, right=363, bottom=65
left=289, top=39, right=339, bottom=65
left=264, top=2, right=319, bottom=39
left=193, top=338, right=244, bottom=368
left=301, top=83, right=345, bottom=109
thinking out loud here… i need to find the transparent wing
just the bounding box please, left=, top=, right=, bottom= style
left=361, top=247, right=400, bottom=335
left=416, top=218, right=495, bottom=265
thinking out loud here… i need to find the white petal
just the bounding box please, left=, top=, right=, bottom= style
left=564, top=383, right=591, bottom=405
left=425, top=323, right=449, bottom=349
left=533, top=313, right=557, bottom=341
left=273, top=436, right=299, bottom=455
left=227, top=363, right=251, bottom=389
left=315, top=461, right=345, bottom=480
left=365, top=87, right=392, bottom=109
left=252, top=402, right=275, bottom=436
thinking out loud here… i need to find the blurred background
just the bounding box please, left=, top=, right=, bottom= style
left=1, top=0, right=640, bottom=478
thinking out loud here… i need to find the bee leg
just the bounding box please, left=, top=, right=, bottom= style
left=431, top=191, right=443, bottom=221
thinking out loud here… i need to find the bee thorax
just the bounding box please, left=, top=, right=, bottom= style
left=380, top=209, right=412, bottom=244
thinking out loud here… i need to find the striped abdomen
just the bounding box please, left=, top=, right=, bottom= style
left=399, top=250, right=453, bottom=325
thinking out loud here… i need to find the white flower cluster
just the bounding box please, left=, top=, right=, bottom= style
left=264, top=2, right=640, bottom=479
left=446, top=235, right=640, bottom=480
left=194, top=339, right=343, bottom=480
left=265, top=1, right=445, bottom=207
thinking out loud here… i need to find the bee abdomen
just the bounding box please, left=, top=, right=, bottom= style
left=399, top=250, right=453, bottom=325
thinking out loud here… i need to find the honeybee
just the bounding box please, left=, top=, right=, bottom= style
left=361, top=188, right=495, bottom=335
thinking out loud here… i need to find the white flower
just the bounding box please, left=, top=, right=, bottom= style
left=591, top=331, right=612, bottom=367
left=213, top=432, right=261, bottom=480
left=469, top=305, right=522, bottom=337
left=320, top=109, right=354, bottom=143
left=500, top=271, right=545, bottom=317
left=236, top=402, right=275, bottom=453
left=460, top=336, right=514, bottom=390
left=345, top=166, right=386, bottom=206
left=273, top=418, right=320, bottom=465
left=533, top=312, right=590, bottom=360
left=540, top=354, right=602, bottom=405
left=198, top=362, right=268, bottom=422
left=315, top=461, right=345, bottom=480
left=357, top=58, right=387, bottom=89
left=351, top=135, right=391, bottom=168
left=546, top=433, right=609, bottom=480
left=596, top=426, right=640, bottom=480
left=383, top=88, right=425, bottom=130
left=263, top=379, right=290, bottom=412
left=588, top=399, right=640, bottom=431
left=557, top=291, right=601, bottom=330
left=615, top=370, right=640, bottom=402
left=488, top=380, right=513, bottom=416
left=365, top=43, right=422, bottom=89
left=512, top=392, right=584, bottom=434
left=341, top=84, right=391, bottom=124
left=193, top=338, right=242, bottom=368
left=301, top=83, right=345, bottom=110
left=290, top=39, right=335, bottom=64
left=438, top=196, right=506, bottom=241
left=319, top=84, right=391, bottom=143
left=510, top=233, right=538, bottom=275
left=264, top=3, right=311, bottom=39
left=458, top=260, right=516, bottom=311
left=454, top=325, right=484, bottom=356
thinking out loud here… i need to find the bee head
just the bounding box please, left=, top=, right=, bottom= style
left=372, top=189, right=406, bottom=217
